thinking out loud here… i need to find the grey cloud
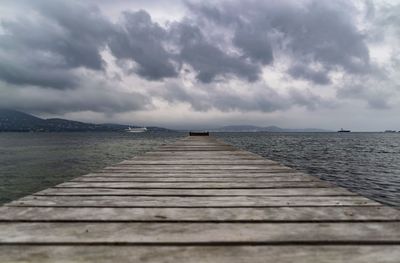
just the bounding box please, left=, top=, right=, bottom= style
left=155, top=81, right=331, bottom=113
left=187, top=0, right=371, bottom=84
left=188, top=3, right=273, bottom=65
left=172, top=23, right=260, bottom=83
left=0, top=0, right=391, bottom=118
left=288, top=88, right=335, bottom=110
left=30, top=0, right=114, bottom=70
left=364, top=0, right=375, bottom=20
left=0, top=38, right=78, bottom=89
left=0, top=62, right=78, bottom=89
left=109, top=11, right=261, bottom=83
left=367, top=97, right=390, bottom=109
left=0, top=80, right=150, bottom=115
left=288, top=64, right=331, bottom=85
left=209, top=91, right=289, bottom=112
left=0, top=0, right=372, bottom=89
left=371, top=2, right=400, bottom=44
left=0, top=0, right=113, bottom=89
left=212, top=88, right=332, bottom=112
left=274, top=1, right=370, bottom=74
left=109, top=10, right=178, bottom=80
left=379, top=3, right=400, bottom=34
left=337, top=83, right=391, bottom=110
left=233, top=27, right=273, bottom=65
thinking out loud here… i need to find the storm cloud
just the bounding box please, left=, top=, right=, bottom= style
left=1, top=0, right=373, bottom=87
left=109, top=10, right=178, bottom=80
left=187, top=0, right=371, bottom=83
left=0, top=0, right=398, bottom=129
left=171, top=22, right=261, bottom=83
left=0, top=0, right=114, bottom=89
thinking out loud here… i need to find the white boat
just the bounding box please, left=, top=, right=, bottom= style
left=125, top=127, right=147, bottom=133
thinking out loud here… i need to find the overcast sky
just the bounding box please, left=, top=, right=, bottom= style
left=0, top=0, right=399, bottom=130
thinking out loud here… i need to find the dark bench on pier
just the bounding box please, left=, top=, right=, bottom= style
left=189, top=131, right=209, bottom=136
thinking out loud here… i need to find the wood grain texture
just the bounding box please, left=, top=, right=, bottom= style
left=0, top=206, right=398, bottom=222
left=70, top=176, right=320, bottom=182
left=8, top=195, right=379, bottom=207
left=1, top=245, right=400, bottom=263
left=1, top=222, right=400, bottom=244
left=33, top=187, right=357, bottom=196
left=53, top=181, right=333, bottom=189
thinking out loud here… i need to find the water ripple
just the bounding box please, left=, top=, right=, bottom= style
left=216, top=132, right=400, bottom=207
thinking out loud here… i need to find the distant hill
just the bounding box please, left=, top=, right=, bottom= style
left=211, top=125, right=331, bottom=132
left=0, top=109, right=171, bottom=132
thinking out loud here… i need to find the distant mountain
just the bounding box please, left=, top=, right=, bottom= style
left=211, top=125, right=331, bottom=132
left=0, top=109, right=46, bottom=131
left=0, top=109, right=171, bottom=132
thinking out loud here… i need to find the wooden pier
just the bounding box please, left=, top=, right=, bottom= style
left=0, top=135, right=399, bottom=262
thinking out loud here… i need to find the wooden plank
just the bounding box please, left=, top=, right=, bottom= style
left=99, top=169, right=297, bottom=174
left=1, top=245, right=400, bottom=263
left=103, top=169, right=295, bottom=174
left=131, top=158, right=265, bottom=161
left=70, top=176, right=320, bottom=182
left=119, top=160, right=279, bottom=165
left=94, top=169, right=298, bottom=174
left=82, top=172, right=309, bottom=178
left=34, top=187, right=356, bottom=196
left=139, top=153, right=264, bottom=157
left=143, top=153, right=264, bottom=159
left=0, top=206, right=398, bottom=222
left=135, top=156, right=264, bottom=159
left=0, top=222, right=399, bottom=244
left=9, top=195, right=379, bottom=207
left=53, top=181, right=332, bottom=188
left=82, top=173, right=310, bottom=179
left=104, top=165, right=289, bottom=169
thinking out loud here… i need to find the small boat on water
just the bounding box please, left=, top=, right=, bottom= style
left=384, top=130, right=397, bottom=133
left=125, top=127, right=147, bottom=133
left=338, top=128, right=351, bottom=133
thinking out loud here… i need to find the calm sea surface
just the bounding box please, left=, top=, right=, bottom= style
left=0, top=132, right=399, bottom=207
left=215, top=132, right=400, bottom=207
left=0, top=132, right=185, bottom=204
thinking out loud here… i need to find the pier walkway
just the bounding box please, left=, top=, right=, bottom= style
left=0, top=135, right=400, bottom=262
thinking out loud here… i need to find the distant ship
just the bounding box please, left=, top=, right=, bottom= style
left=384, top=130, right=397, bottom=133
left=338, top=128, right=351, bottom=133
left=125, top=127, right=147, bottom=133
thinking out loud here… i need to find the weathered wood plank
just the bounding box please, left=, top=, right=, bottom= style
left=9, top=195, right=379, bottom=207
left=139, top=154, right=264, bottom=158
left=100, top=169, right=296, bottom=173
left=1, top=206, right=398, bottom=222
left=0, top=222, right=399, bottom=243
left=104, top=165, right=289, bottom=170
left=35, top=187, right=355, bottom=196
left=53, top=181, right=332, bottom=189
left=137, top=156, right=266, bottom=160
left=81, top=174, right=311, bottom=180
left=94, top=169, right=298, bottom=174
left=143, top=153, right=261, bottom=157
left=71, top=176, right=320, bottom=182
left=1, top=245, right=400, bottom=263
left=119, top=160, right=279, bottom=165
left=82, top=172, right=309, bottom=178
